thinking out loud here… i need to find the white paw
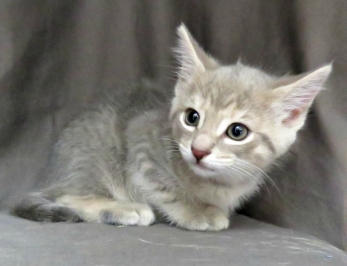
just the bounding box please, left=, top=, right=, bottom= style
left=177, top=207, right=229, bottom=231
left=137, top=207, right=155, bottom=226
left=101, top=204, right=155, bottom=226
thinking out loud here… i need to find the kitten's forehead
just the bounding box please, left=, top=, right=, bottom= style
left=205, top=65, right=274, bottom=92
left=188, top=64, right=275, bottom=109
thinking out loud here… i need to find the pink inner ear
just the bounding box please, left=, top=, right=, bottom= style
left=283, top=108, right=302, bottom=127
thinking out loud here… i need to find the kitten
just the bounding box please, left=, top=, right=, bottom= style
left=12, top=24, right=332, bottom=231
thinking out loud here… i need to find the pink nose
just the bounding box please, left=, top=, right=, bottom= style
left=191, top=148, right=211, bottom=162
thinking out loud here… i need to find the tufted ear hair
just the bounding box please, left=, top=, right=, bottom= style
left=174, top=23, right=219, bottom=82
left=272, top=64, right=332, bottom=128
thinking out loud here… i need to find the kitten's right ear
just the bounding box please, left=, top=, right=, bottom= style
left=272, top=64, right=332, bottom=129
left=175, top=24, right=219, bottom=82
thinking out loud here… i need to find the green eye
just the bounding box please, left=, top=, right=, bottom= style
left=185, top=109, right=200, bottom=126
left=226, top=123, right=249, bottom=140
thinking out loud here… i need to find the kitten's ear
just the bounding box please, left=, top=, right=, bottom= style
left=273, top=64, right=332, bottom=128
left=175, top=24, right=219, bottom=81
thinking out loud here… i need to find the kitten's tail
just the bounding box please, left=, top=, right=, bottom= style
left=11, top=193, right=83, bottom=223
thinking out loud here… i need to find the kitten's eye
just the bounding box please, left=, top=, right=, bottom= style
left=185, top=108, right=200, bottom=127
left=226, top=123, right=249, bottom=140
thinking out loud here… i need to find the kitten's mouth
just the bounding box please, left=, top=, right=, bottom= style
left=194, top=162, right=214, bottom=171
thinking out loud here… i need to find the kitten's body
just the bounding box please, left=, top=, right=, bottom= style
left=12, top=25, right=332, bottom=231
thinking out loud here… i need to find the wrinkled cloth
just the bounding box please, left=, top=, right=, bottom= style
left=1, top=213, right=347, bottom=266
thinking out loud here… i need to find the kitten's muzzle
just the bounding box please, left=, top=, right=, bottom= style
left=191, top=147, right=211, bottom=162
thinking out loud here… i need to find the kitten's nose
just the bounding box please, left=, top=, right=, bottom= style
left=191, top=147, right=211, bottom=162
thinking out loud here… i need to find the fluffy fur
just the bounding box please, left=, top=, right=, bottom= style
left=12, top=24, right=332, bottom=231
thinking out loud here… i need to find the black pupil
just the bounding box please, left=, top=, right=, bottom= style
left=232, top=125, right=243, bottom=137
left=188, top=111, right=199, bottom=124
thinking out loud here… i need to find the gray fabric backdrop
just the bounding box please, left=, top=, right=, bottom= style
left=0, top=0, right=346, bottom=250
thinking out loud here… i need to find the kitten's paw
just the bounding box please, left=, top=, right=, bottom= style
left=101, top=210, right=140, bottom=226
left=100, top=203, right=155, bottom=226
left=177, top=207, right=229, bottom=231
left=136, top=206, right=156, bottom=226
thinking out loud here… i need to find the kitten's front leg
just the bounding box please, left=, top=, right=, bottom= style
left=157, top=200, right=230, bottom=231
left=129, top=149, right=229, bottom=231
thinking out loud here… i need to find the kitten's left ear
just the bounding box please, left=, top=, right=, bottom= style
left=175, top=24, right=219, bottom=82
left=273, top=64, right=332, bottom=128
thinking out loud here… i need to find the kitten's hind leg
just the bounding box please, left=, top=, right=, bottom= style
left=56, top=196, right=155, bottom=226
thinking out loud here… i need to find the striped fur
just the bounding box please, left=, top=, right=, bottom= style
left=11, top=24, right=331, bottom=231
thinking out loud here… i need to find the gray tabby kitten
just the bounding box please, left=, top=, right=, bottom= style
left=12, top=24, right=332, bottom=231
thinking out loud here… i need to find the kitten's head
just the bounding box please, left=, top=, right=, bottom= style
left=170, top=24, right=332, bottom=182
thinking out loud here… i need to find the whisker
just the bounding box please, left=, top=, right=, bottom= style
left=233, top=159, right=284, bottom=200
